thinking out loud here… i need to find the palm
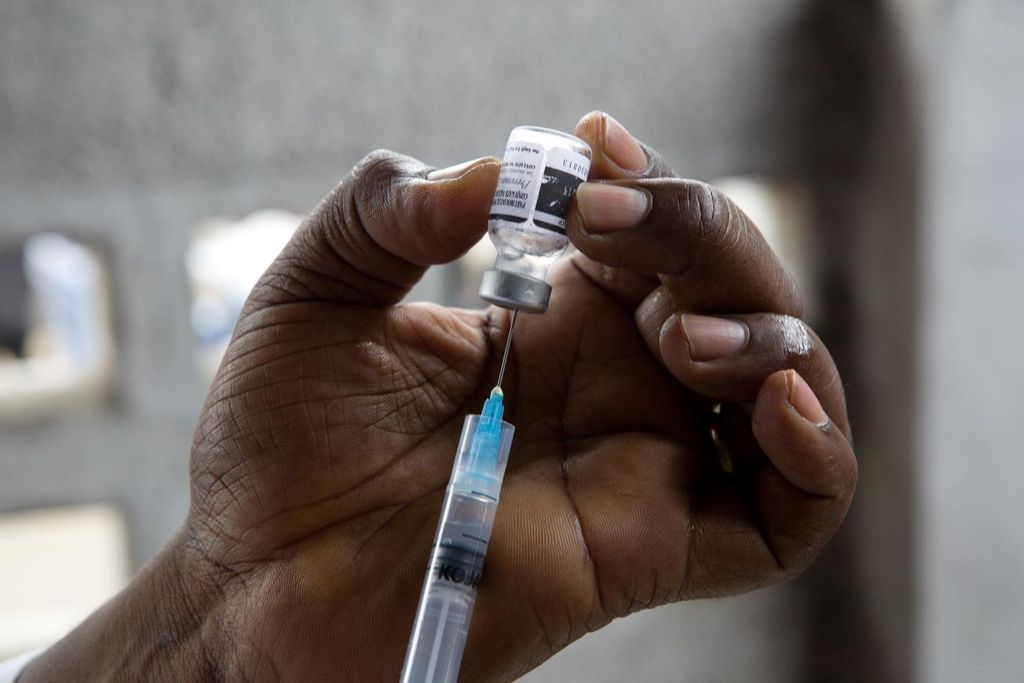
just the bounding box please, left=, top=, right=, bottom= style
left=188, top=252, right=771, bottom=681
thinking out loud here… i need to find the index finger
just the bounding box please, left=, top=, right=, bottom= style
left=563, top=112, right=676, bottom=308
left=568, top=112, right=803, bottom=317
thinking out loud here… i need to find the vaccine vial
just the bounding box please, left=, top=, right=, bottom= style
left=479, top=126, right=592, bottom=313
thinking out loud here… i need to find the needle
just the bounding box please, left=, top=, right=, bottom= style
left=495, top=309, right=518, bottom=390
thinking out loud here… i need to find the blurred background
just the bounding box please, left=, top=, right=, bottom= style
left=0, top=1, right=1020, bottom=680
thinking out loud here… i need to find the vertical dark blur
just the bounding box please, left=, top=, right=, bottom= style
left=780, top=3, right=919, bottom=682
left=1, top=1, right=1021, bottom=680
left=0, top=248, right=28, bottom=356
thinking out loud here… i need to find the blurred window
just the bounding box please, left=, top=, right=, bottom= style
left=0, top=234, right=113, bottom=421
left=0, top=505, right=129, bottom=658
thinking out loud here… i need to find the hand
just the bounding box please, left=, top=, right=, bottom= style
left=23, top=113, right=855, bottom=682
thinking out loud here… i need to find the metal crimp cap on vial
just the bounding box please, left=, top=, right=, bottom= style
left=478, top=269, right=552, bottom=314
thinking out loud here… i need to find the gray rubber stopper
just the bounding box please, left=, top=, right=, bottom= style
left=478, top=270, right=551, bottom=313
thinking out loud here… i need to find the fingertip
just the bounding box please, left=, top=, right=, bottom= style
left=427, top=156, right=500, bottom=212
left=754, top=370, right=825, bottom=436
left=752, top=370, right=856, bottom=497
left=785, top=369, right=830, bottom=427
left=653, top=310, right=756, bottom=402
left=755, top=369, right=792, bottom=413
left=574, top=182, right=652, bottom=233
left=573, top=111, right=614, bottom=178
left=574, top=110, right=604, bottom=147
left=574, top=111, right=648, bottom=179
left=602, top=114, right=648, bottom=173
left=657, top=311, right=690, bottom=378
left=407, top=157, right=500, bottom=265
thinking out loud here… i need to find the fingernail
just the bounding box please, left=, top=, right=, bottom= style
left=576, top=183, right=651, bottom=232
left=678, top=314, right=748, bottom=361
left=427, top=156, right=491, bottom=180
left=786, top=370, right=830, bottom=427
left=604, top=114, right=648, bottom=172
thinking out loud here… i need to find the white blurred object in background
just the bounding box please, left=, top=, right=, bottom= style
left=187, top=210, right=301, bottom=379
left=0, top=505, right=129, bottom=658
left=713, top=177, right=816, bottom=318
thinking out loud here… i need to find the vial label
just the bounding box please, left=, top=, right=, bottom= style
left=490, top=142, right=545, bottom=225
left=489, top=141, right=590, bottom=234
left=533, top=146, right=590, bottom=232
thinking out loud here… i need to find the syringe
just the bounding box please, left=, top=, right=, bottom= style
left=402, top=123, right=585, bottom=681
left=400, top=313, right=518, bottom=683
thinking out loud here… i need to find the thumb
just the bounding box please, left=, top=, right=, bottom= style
left=251, top=150, right=499, bottom=309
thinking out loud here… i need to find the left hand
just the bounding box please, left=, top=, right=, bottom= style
left=21, top=112, right=856, bottom=682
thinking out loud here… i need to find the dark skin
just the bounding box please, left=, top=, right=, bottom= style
left=22, top=112, right=856, bottom=682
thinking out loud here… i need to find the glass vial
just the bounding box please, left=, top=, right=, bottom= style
left=478, top=126, right=592, bottom=313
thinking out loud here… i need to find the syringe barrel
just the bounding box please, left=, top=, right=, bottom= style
left=400, top=414, right=514, bottom=683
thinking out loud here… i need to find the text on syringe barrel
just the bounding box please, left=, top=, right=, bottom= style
left=400, top=415, right=514, bottom=683
left=429, top=490, right=497, bottom=588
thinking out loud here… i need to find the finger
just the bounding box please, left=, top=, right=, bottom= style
left=249, top=151, right=499, bottom=309
left=750, top=370, right=856, bottom=568
left=754, top=370, right=854, bottom=492
left=645, top=307, right=849, bottom=438
left=568, top=112, right=673, bottom=307
left=573, top=111, right=675, bottom=180
left=567, top=253, right=661, bottom=309
left=686, top=370, right=857, bottom=593
left=567, top=177, right=803, bottom=316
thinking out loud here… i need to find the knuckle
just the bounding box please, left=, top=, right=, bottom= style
left=776, top=314, right=816, bottom=361
left=347, top=149, right=430, bottom=232
left=350, top=149, right=404, bottom=208
left=353, top=148, right=406, bottom=181
left=682, top=180, right=733, bottom=246
left=755, top=314, right=819, bottom=367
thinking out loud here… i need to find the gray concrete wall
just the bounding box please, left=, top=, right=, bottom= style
left=917, top=1, right=1024, bottom=680
left=0, top=0, right=820, bottom=555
